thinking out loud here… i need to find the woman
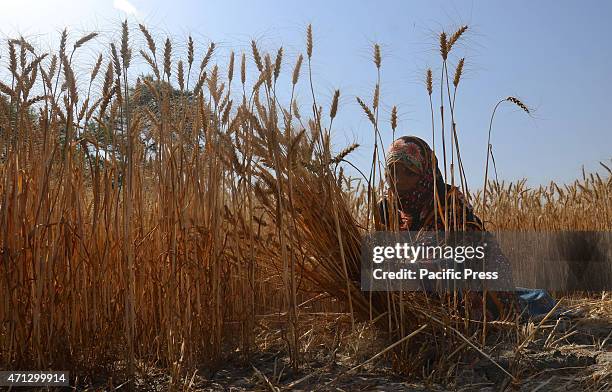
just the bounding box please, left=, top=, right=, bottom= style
left=377, top=136, right=558, bottom=321
left=378, top=135, right=481, bottom=232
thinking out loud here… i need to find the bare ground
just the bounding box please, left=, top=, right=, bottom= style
left=27, top=297, right=610, bottom=391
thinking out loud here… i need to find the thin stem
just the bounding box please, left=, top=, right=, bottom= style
left=482, top=99, right=505, bottom=225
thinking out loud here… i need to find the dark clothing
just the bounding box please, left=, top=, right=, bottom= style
left=377, top=183, right=483, bottom=232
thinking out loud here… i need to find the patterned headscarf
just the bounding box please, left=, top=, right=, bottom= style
left=384, top=136, right=446, bottom=230
left=385, top=136, right=435, bottom=176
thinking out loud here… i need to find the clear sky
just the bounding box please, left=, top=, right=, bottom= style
left=1, top=0, right=610, bottom=187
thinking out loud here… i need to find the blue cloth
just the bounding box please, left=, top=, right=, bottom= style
left=515, top=287, right=557, bottom=319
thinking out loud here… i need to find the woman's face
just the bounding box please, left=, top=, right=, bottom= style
left=386, top=162, right=420, bottom=195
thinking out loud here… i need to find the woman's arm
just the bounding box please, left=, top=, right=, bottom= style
left=446, top=185, right=485, bottom=231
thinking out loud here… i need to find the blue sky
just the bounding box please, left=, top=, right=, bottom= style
left=1, top=0, right=610, bottom=187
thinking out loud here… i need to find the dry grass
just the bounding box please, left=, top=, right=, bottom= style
left=0, top=21, right=610, bottom=390
left=475, top=172, right=611, bottom=231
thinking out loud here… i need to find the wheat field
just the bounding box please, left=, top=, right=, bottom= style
left=0, top=22, right=610, bottom=390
